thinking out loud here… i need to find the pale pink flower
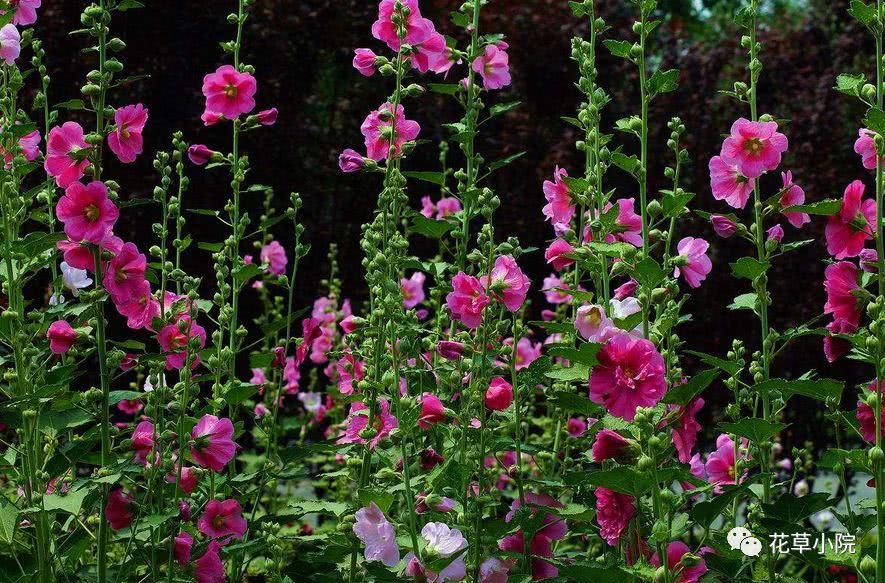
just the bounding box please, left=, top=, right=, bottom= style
left=542, top=274, right=572, bottom=305
left=589, top=333, right=667, bottom=421
left=510, top=336, right=541, bottom=370
left=108, top=104, right=148, bottom=163
left=0, top=24, right=19, bottom=65
left=766, top=223, right=784, bottom=243
left=402, top=272, right=426, bottom=309
left=855, top=128, right=883, bottom=170
left=45, top=122, right=89, bottom=188
left=607, top=198, right=643, bottom=247
left=446, top=272, right=490, bottom=329
left=719, top=117, right=788, bottom=178
left=338, top=399, right=398, bottom=449
left=826, top=179, right=876, bottom=259
left=779, top=171, right=810, bottom=228
left=596, top=487, right=635, bottom=546
left=673, top=237, right=712, bottom=288
left=202, top=64, right=257, bottom=119
left=11, top=0, right=40, bottom=26
left=353, top=502, right=400, bottom=568
left=361, top=102, right=420, bottom=161
left=47, top=320, right=77, bottom=354
left=575, top=304, right=616, bottom=343
left=260, top=240, right=288, bottom=276
left=405, top=522, right=469, bottom=582
left=436, top=197, right=461, bottom=218
left=709, top=155, right=753, bottom=209
left=190, top=415, right=237, bottom=472
left=479, top=557, right=514, bottom=583
left=472, top=44, right=511, bottom=90
left=485, top=255, right=530, bottom=311
left=542, top=166, right=574, bottom=226
left=353, top=48, right=379, bottom=76
left=409, top=20, right=449, bottom=74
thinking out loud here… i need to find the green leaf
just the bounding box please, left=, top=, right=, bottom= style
left=488, top=101, right=521, bottom=118
left=728, top=293, right=758, bottom=313
left=835, top=73, right=866, bottom=97
left=719, top=418, right=787, bottom=443
left=762, top=492, right=833, bottom=522
left=566, top=468, right=651, bottom=497
left=783, top=199, right=841, bottom=216
left=545, top=363, right=590, bottom=382
left=611, top=152, right=639, bottom=175
left=603, top=40, right=632, bottom=59
left=585, top=241, right=634, bottom=258
left=55, top=99, right=87, bottom=110
left=849, top=0, right=877, bottom=26
left=545, top=342, right=601, bottom=366
left=408, top=215, right=456, bottom=239
left=690, top=481, right=754, bottom=527
left=108, top=391, right=142, bottom=406
left=0, top=500, right=17, bottom=544
left=752, top=378, right=844, bottom=403
left=427, top=83, right=461, bottom=95
left=43, top=487, right=89, bottom=515
left=116, top=0, right=145, bottom=10
left=648, top=69, right=679, bottom=94
left=663, top=369, right=719, bottom=405
left=402, top=171, right=446, bottom=186
left=866, top=107, right=885, bottom=136
left=661, top=189, right=694, bottom=218
left=633, top=257, right=666, bottom=288
left=686, top=350, right=742, bottom=376
left=730, top=257, right=768, bottom=280
left=358, top=488, right=395, bottom=513
left=549, top=391, right=604, bottom=417
left=488, top=151, right=525, bottom=172
left=554, top=563, right=626, bottom=583
left=224, top=382, right=259, bottom=406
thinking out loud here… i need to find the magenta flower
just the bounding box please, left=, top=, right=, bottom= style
left=353, top=48, right=379, bottom=76
left=190, top=414, right=237, bottom=472
left=857, top=381, right=885, bottom=443
left=855, top=128, right=883, bottom=170
left=510, top=337, right=542, bottom=370
left=201, top=110, right=223, bottom=126
left=705, top=434, right=749, bottom=490
left=671, top=397, right=704, bottom=464
left=485, top=377, right=513, bottom=411
left=115, top=281, right=159, bottom=330
left=567, top=417, right=588, bottom=437
left=11, top=0, right=40, bottom=26
left=824, top=319, right=856, bottom=363
left=194, top=541, right=225, bottom=583
left=105, top=488, right=134, bottom=531
left=202, top=64, right=257, bottom=119
left=824, top=261, right=861, bottom=327
left=256, top=108, right=278, bottom=126
left=45, top=122, right=90, bottom=188
left=131, top=420, right=155, bottom=466
left=591, top=429, right=632, bottom=463
left=336, top=351, right=364, bottom=395
left=779, top=171, right=810, bottom=228
left=166, top=465, right=199, bottom=494
left=861, top=248, right=880, bottom=272
left=710, top=214, right=738, bottom=238
left=472, top=44, right=511, bottom=90
left=339, top=148, right=365, bottom=173
left=542, top=166, right=574, bottom=226
left=575, top=304, right=616, bottom=343
left=0, top=24, right=20, bottom=65
left=197, top=499, right=247, bottom=543
left=607, top=198, right=643, bottom=247
left=401, top=271, right=426, bottom=309
left=437, top=340, right=465, bottom=360
left=446, top=272, right=490, bottom=329
left=485, top=255, right=530, bottom=311
left=766, top=223, right=784, bottom=243
left=338, top=399, right=398, bottom=449
left=157, top=316, right=206, bottom=370
left=589, top=333, right=667, bottom=421
left=708, top=155, right=753, bottom=209
left=7, top=129, right=41, bottom=167
left=117, top=398, right=142, bottom=415
left=353, top=502, right=400, bottom=568
left=259, top=240, right=288, bottom=276
left=826, top=180, right=876, bottom=259
left=596, top=487, right=635, bottom=546
left=173, top=531, right=193, bottom=566
left=651, top=542, right=709, bottom=583
left=545, top=239, right=575, bottom=271
left=409, top=20, right=449, bottom=74
left=108, top=104, right=148, bottom=163
left=361, top=102, right=420, bottom=161
left=499, top=531, right=558, bottom=580
left=614, top=279, right=638, bottom=300
left=188, top=144, right=214, bottom=165
left=719, top=117, right=788, bottom=179
left=673, top=237, right=712, bottom=288
left=56, top=181, right=119, bottom=244
left=103, top=242, right=147, bottom=302
left=418, top=393, right=446, bottom=428
left=371, top=0, right=426, bottom=50
left=47, top=320, right=77, bottom=354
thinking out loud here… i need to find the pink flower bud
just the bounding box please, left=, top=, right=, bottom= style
left=710, top=215, right=737, bottom=238
left=485, top=377, right=513, bottom=411
left=256, top=108, right=278, bottom=126
left=188, top=144, right=214, bottom=166
left=338, top=148, right=365, bottom=173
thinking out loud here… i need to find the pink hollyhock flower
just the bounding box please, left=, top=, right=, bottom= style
left=131, top=420, right=155, bottom=466
left=589, top=333, right=667, bottom=421
left=256, top=108, right=277, bottom=126
left=614, top=279, right=638, bottom=300
left=103, top=242, right=147, bottom=302
left=596, top=487, right=635, bottom=546
left=0, top=24, right=20, bottom=65
left=419, top=393, right=446, bottom=428
left=472, top=44, right=511, bottom=90
left=404, top=522, right=468, bottom=582
left=824, top=319, right=856, bottom=363
left=827, top=180, right=877, bottom=259
left=371, top=0, right=430, bottom=50
left=479, top=557, right=514, bottom=583
left=824, top=261, right=861, bottom=327
left=190, top=415, right=237, bottom=472
left=56, top=181, right=119, bottom=244
left=651, top=542, right=709, bottom=583
left=779, top=171, right=810, bottom=228
left=510, top=337, right=542, bottom=370
left=437, top=340, right=465, bottom=360
left=353, top=502, right=400, bottom=568
left=194, top=541, right=225, bottom=583
left=200, top=110, right=223, bottom=126
left=260, top=240, right=288, bottom=276
left=861, top=248, right=880, bottom=272
left=117, top=399, right=142, bottom=415
left=157, top=316, right=206, bottom=370
left=542, top=166, right=574, bottom=226
left=708, top=155, right=753, bottom=209
left=568, top=417, right=588, bottom=437
left=542, top=274, right=573, bottom=305
left=857, top=381, right=885, bottom=443
left=297, top=316, right=322, bottom=366
left=166, top=465, right=199, bottom=494
left=11, top=0, right=40, bottom=26
left=336, top=351, right=364, bottom=395
left=766, top=224, right=784, bottom=243
left=250, top=367, right=267, bottom=388
left=45, top=122, right=90, bottom=188
left=409, top=20, right=449, bottom=74
left=174, top=531, right=193, bottom=566
left=415, top=493, right=456, bottom=514
left=710, top=215, right=737, bottom=238
left=705, top=434, right=749, bottom=490
left=719, top=117, right=788, bottom=179
left=436, top=197, right=462, bottom=218
left=671, top=397, right=704, bottom=464
left=607, top=198, right=643, bottom=247
left=197, top=499, right=247, bottom=542
left=485, top=377, right=513, bottom=411
left=105, top=488, right=134, bottom=531
left=446, top=272, right=490, bottom=329
left=402, top=272, right=426, bottom=309
left=353, top=48, right=378, bottom=76
left=673, top=237, right=712, bottom=288
left=115, top=280, right=159, bottom=330
left=12, top=129, right=41, bottom=165
left=202, top=64, right=257, bottom=119
left=361, top=102, right=420, bottom=161
left=47, top=320, right=77, bottom=354
left=591, top=429, right=632, bottom=463
left=504, top=493, right=567, bottom=542
left=499, top=531, right=558, bottom=580
left=420, top=195, right=436, bottom=218
left=188, top=144, right=215, bottom=165
left=545, top=239, right=575, bottom=271
left=283, top=356, right=301, bottom=393
left=338, top=399, right=398, bottom=449
left=575, top=304, right=616, bottom=343
left=855, top=128, right=883, bottom=170
left=108, top=104, right=148, bottom=163
left=339, top=148, right=365, bottom=173
left=485, top=255, right=530, bottom=311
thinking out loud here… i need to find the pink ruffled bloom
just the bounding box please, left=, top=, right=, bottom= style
left=6, top=129, right=41, bottom=167
left=115, top=280, right=159, bottom=330
left=589, top=333, right=667, bottom=421
left=260, top=240, right=288, bottom=276
left=671, top=397, right=704, bottom=464
left=105, top=488, right=134, bottom=531
left=371, top=0, right=432, bottom=51
left=353, top=502, right=400, bottom=568
left=824, top=318, right=856, bottom=363
left=472, top=44, right=511, bottom=90
left=479, top=557, right=514, bottom=583
left=174, top=531, right=193, bottom=565
left=500, top=493, right=566, bottom=580
left=651, top=542, right=709, bottom=583
left=361, top=102, right=420, bottom=161
left=779, top=171, right=810, bottom=228
left=486, top=255, right=530, bottom=311
left=591, top=429, right=631, bottom=463
left=47, top=320, right=77, bottom=354
left=705, top=434, right=748, bottom=490
left=509, top=336, right=541, bottom=370
left=419, top=393, right=446, bottom=428
left=56, top=181, right=119, bottom=244
left=108, top=104, right=148, bottom=163
left=607, top=198, right=643, bottom=247
left=596, top=487, right=635, bottom=546
left=45, top=122, right=90, bottom=188
left=708, top=155, right=753, bottom=209
left=446, top=272, right=490, bottom=329
left=0, top=24, right=20, bottom=65
left=402, top=271, right=426, bottom=309
left=197, top=499, right=248, bottom=542
left=11, top=0, right=40, bottom=26
left=824, top=261, right=861, bottom=328
left=336, top=351, right=364, bottom=395
left=545, top=238, right=574, bottom=271
left=117, top=398, right=142, bottom=415
left=855, top=128, right=883, bottom=170
left=567, top=417, right=588, bottom=437
left=157, top=316, right=206, bottom=370
left=131, top=420, right=155, bottom=466
left=575, top=304, right=616, bottom=343
left=194, top=541, right=226, bottom=583
left=104, top=242, right=147, bottom=303
left=673, top=237, right=712, bottom=288
left=408, top=19, right=449, bottom=74
left=826, top=179, right=876, bottom=259
left=485, top=377, right=513, bottom=411
left=719, top=117, right=788, bottom=179
left=542, top=166, right=574, bottom=226
left=166, top=465, right=199, bottom=494
left=190, top=414, right=237, bottom=472
left=542, top=274, right=573, bottom=305
left=202, top=64, right=257, bottom=119
left=338, top=399, right=398, bottom=449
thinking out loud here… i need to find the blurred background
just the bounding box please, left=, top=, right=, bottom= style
left=32, top=0, right=871, bottom=449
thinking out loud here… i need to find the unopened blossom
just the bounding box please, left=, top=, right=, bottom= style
left=190, top=414, right=237, bottom=472
left=353, top=48, right=379, bottom=76
left=826, top=179, right=876, bottom=259
left=673, top=237, right=712, bottom=288
left=766, top=224, right=784, bottom=243
left=861, top=248, right=880, bottom=272
left=56, top=181, right=119, bottom=244
left=719, top=117, right=788, bottom=178
left=575, top=304, right=616, bottom=343
left=671, top=397, right=704, bottom=464
left=104, top=242, right=147, bottom=302
left=166, top=465, right=199, bottom=494
left=260, top=240, right=288, bottom=276
left=60, top=261, right=91, bottom=296
left=105, top=488, right=134, bottom=531
left=404, top=522, right=468, bottom=582
left=402, top=272, right=426, bottom=309
left=188, top=144, right=215, bottom=165
left=545, top=238, right=575, bottom=271
left=197, top=499, right=248, bottom=542
left=338, top=399, right=398, bottom=449
left=338, top=148, right=365, bottom=173
left=651, top=542, right=709, bottom=583
left=779, top=171, right=810, bottom=228
left=47, top=320, right=77, bottom=354
left=710, top=214, right=738, bottom=238
left=108, top=104, right=148, bottom=163
left=589, top=333, right=667, bottom=421
left=709, top=155, right=753, bottom=209
left=361, top=102, right=420, bottom=161
left=472, top=44, right=511, bottom=90
left=485, top=377, right=513, bottom=411
left=11, top=0, right=40, bottom=26
left=157, top=316, right=207, bottom=370
left=415, top=493, right=456, bottom=514
left=174, top=531, right=193, bottom=566
left=824, top=261, right=861, bottom=327
left=542, top=166, right=574, bottom=226
left=131, top=420, right=156, bottom=466
left=485, top=255, right=530, bottom=311
left=446, top=272, right=490, bottom=329
left=437, top=340, right=465, bottom=360
left=194, top=541, right=225, bottom=583
left=45, top=122, right=90, bottom=188
left=614, top=279, right=638, bottom=300
left=596, top=487, right=635, bottom=546
left=256, top=108, right=278, bottom=125
left=0, top=24, right=20, bottom=65
left=855, top=128, right=883, bottom=170
left=353, top=502, right=400, bottom=568
left=591, top=429, right=633, bottom=463
left=202, top=64, right=257, bottom=119
left=418, top=393, right=446, bottom=428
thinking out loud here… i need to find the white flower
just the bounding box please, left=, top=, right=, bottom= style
left=298, top=392, right=322, bottom=413
left=49, top=293, right=65, bottom=306
left=143, top=373, right=166, bottom=393
left=408, top=522, right=467, bottom=581
left=609, top=297, right=641, bottom=320
left=61, top=261, right=92, bottom=297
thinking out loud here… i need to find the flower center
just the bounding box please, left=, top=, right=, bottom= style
left=115, top=267, right=127, bottom=283
left=614, top=365, right=636, bottom=390
left=212, top=514, right=225, bottom=529
left=84, top=204, right=100, bottom=222
left=743, top=137, right=764, bottom=154
left=224, top=84, right=238, bottom=98
left=121, top=126, right=131, bottom=139
left=169, top=332, right=185, bottom=352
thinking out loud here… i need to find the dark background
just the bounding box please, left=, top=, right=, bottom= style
left=32, top=1, right=872, bottom=447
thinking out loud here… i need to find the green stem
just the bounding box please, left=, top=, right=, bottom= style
left=94, top=247, right=111, bottom=583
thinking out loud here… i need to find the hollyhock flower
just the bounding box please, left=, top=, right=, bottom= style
left=607, top=198, right=643, bottom=247
left=542, top=166, right=574, bottom=226
left=131, top=420, right=155, bottom=466
left=194, top=541, right=225, bottom=583
left=420, top=448, right=445, bottom=471
left=436, top=197, right=462, bottom=218
left=857, top=382, right=885, bottom=443
left=200, top=110, right=223, bottom=126
left=103, top=242, right=146, bottom=301
left=409, top=20, right=449, bottom=74
left=297, top=316, right=323, bottom=366
left=766, top=224, right=784, bottom=243
left=353, top=502, right=400, bottom=568
left=190, top=415, right=237, bottom=472
left=336, top=351, right=364, bottom=395
left=499, top=531, right=558, bottom=580
left=372, top=0, right=428, bottom=50
left=779, top=171, right=810, bottom=228
left=115, top=280, right=160, bottom=330
left=202, top=64, right=257, bottom=119
left=47, top=320, right=77, bottom=354
left=60, top=261, right=92, bottom=296
left=651, top=542, right=709, bottom=583
left=596, top=487, right=635, bottom=546
left=0, top=24, right=20, bottom=65
left=861, top=248, right=880, bottom=272
left=719, top=118, right=788, bottom=179
left=260, top=240, right=287, bottom=276
left=404, top=522, right=468, bottom=582
left=673, top=237, right=712, bottom=289
left=545, top=239, right=574, bottom=271
left=485, top=377, right=513, bottom=411
left=472, top=44, right=511, bottom=90
left=11, top=129, right=41, bottom=165
left=542, top=274, right=573, bottom=305
left=298, top=392, right=323, bottom=414
left=45, top=122, right=90, bottom=188
left=338, top=399, right=398, bottom=449
left=610, top=297, right=642, bottom=321
left=446, top=272, right=490, bottom=329
left=505, top=493, right=567, bottom=542
left=827, top=180, right=877, bottom=259
left=188, top=144, right=215, bottom=165
left=108, top=104, right=148, bottom=163
left=197, top=499, right=247, bottom=542
left=283, top=357, right=300, bottom=394
left=166, top=465, right=199, bottom=494
left=710, top=215, right=737, bottom=239
left=56, top=181, right=119, bottom=244
left=338, top=148, right=365, bottom=173
left=250, top=367, right=267, bottom=388
left=479, top=557, right=514, bottom=583
left=510, top=337, right=541, bottom=370
left=671, top=397, right=704, bottom=464
left=824, top=261, right=862, bottom=327
left=575, top=304, right=616, bottom=343
left=353, top=48, right=379, bottom=76
left=157, top=316, right=207, bottom=370
left=361, top=102, right=420, bottom=161
left=567, top=417, right=588, bottom=437
left=591, top=429, right=633, bottom=463
left=419, top=393, right=446, bottom=428
left=402, top=272, right=426, bottom=309
left=708, top=155, right=753, bottom=208
left=415, top=493, right=456, bottom=514
left=437, top=340, right=465, bottom=360
left=105, top=488, right=134, bottom=531
left=256, top=108, right=278, bottom=126
left=486, top=255, right=530, bottom=311
left=174, top=531, right=193, bottom=566
left=11, top=0, right=40, bottom=26
left=117, top=399, right=142, bottom=415
left=589, top=333, right=667, bottom=421
left=855, top=128, right=883, bottom=170
left=614, top=279, right=638, bottom=300
left=705, top=434, right=749, bottom=490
